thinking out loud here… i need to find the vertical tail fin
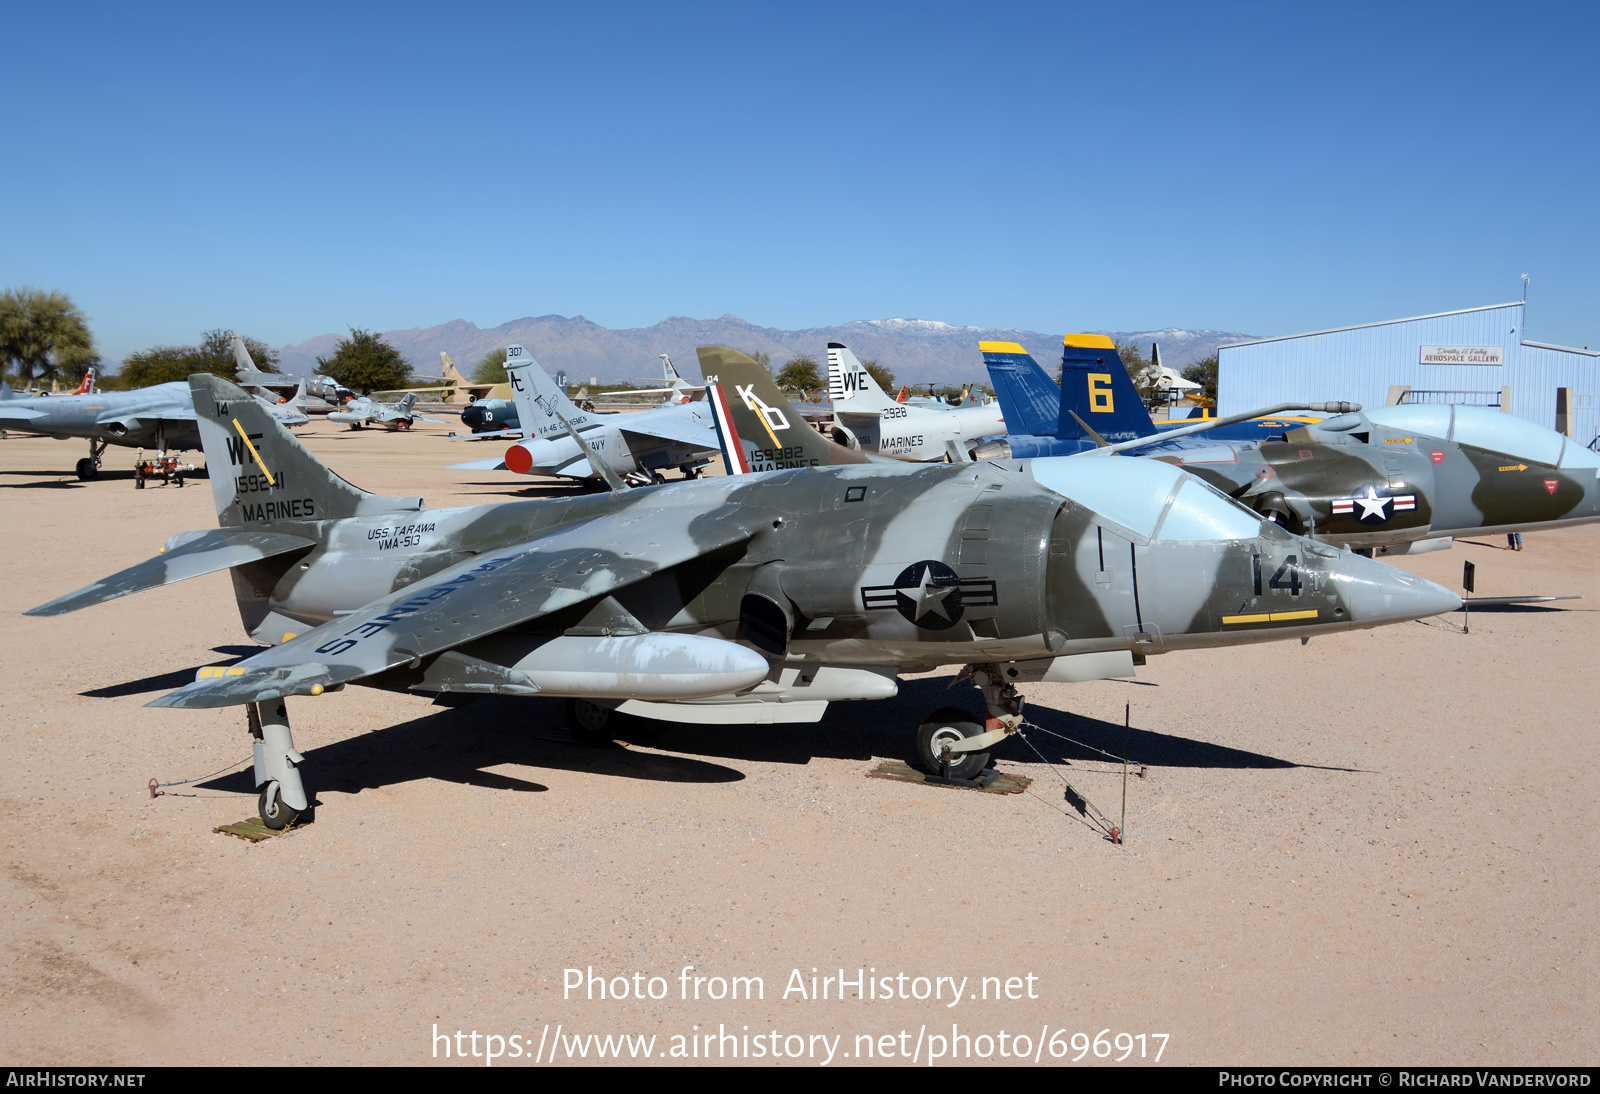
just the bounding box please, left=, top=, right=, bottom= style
left=1057, top=334, right=1155, bottom=443
left=72, top=368, right=95, bottom=395
left=825, top=343, right=899, bottom=411
left=695, top=346, right=867, bottom=471
left=503, top=344, right=594, bottom=441
left=229, top=331, right=256, bottom=373
left=980, top=341, right=1060, bottom=438
left=188, top=374, right=422, bottom=527
left=397, top=392, right=418, bottom=415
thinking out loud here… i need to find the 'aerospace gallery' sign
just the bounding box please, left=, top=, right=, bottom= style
left=1420, top=345, right=1504, bottom=365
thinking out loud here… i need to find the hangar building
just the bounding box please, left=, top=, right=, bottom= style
left=1217, top=302, right=1598, bottom=448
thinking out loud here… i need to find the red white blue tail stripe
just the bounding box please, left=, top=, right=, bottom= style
left=706, top=383, right=750, bottom=475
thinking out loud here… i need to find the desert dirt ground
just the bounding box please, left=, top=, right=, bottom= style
left=0, top=419, right=1594, bottom=1067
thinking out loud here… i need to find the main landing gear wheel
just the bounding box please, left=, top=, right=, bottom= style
left=916, top=707, right=990, bottom=780
left=566, top=698, right=614, bottom=743
left=258, top=783, right=299, bottom=830
left=75, top=457, right=97, bottom=481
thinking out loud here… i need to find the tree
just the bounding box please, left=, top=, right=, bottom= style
left=747, top=350, right=771, bottom=371
left=861, top=358, right=895, bottom=393
left=775, top=354, right=820, bottom=394
left=1182, top=353, right=1219, bottom=402
left=471, top=347, right=508, bottom=385
left=116, top=329, right=279, bottom=389
left=316, top=328, right=412, bottom=394
left=0, top=288, right=97, bottom=385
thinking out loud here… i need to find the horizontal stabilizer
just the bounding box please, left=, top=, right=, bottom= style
left=615, top=414, right=718, bottom=449
left=24, top=528, right=316, bottom=617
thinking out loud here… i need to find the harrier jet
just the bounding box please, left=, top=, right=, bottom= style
left=28, top=368, right=1458, bottom=829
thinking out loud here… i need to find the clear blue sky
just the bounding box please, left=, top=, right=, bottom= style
left=5, top=1, right=1596, bottom=362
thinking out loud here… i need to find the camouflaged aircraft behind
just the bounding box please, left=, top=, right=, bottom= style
left=26, top=370, right=1460, bottom=830
left=979, top=338, right=1600, bottom=556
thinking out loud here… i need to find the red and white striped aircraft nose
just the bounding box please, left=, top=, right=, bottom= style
left=505, top=443, right=534, bottom=475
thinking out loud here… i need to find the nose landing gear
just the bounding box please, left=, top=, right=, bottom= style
left=914, top=663, right=1026, bottom=782
left=248, top=700, right=308, bottom=829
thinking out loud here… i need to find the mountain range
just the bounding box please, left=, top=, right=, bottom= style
left=271, top=315, right=1258, bottom=386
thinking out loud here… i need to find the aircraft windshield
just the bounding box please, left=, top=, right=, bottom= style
left=1030, top=455, right=1184, bottom=539
left=1364, top=404, right=1453, bottom=438
left=1156, top=478, right=1265, bottom=541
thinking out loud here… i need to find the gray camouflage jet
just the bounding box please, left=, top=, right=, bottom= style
left=27, top=368, right=1459, bottom=829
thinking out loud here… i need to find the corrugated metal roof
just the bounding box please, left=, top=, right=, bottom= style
left=1221, top=301, right=1525, bottom=348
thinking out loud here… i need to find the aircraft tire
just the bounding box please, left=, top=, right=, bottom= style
left=916, top=707, right=990, bottom=780
left=566, top=698, right=614, bottom=743
left=75, top=458, right=97, bottom=481
left=258, top=784, right=299, bottom=830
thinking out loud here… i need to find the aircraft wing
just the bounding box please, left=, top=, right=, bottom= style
left=613, top=414, right=718, bottom=449
left=25, top=528, right=317, bottom=617
left=447, top=457, right=509, bottom=470
left=0, top=404, right=48, bottom=421
left=146, top=502, right=770, bottom=708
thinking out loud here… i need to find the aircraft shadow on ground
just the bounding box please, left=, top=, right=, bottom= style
left=102, top=669, right=1329, bottom=801
left=608, top=676, right=1319, bottom=772
left=197, top=695, right=745, bottom=801
left=79, top=647, right=260, bottom=698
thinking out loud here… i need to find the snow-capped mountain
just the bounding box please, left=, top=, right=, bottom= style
left=270, top=314, right=1256, bottom=385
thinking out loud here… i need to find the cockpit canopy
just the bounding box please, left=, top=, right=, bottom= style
left=1031, top=455, right=1266, bottom=542
left=1366, top=404, right=1599, bottom=470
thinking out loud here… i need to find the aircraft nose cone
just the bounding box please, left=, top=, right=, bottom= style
left=460, top=404, right=485, bottom=430
left=1337, top=555, right=1461, bottom=625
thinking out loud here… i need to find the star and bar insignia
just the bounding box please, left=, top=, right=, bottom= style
left=1330, top=485, right=1416, bottom=524
left=860, top=560, right=998, bottom=630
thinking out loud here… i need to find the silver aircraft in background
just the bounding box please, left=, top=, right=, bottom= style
left=449, top=344, right=720, bottom=484
left=824, top=343, right=1006, bottom=460
left=327, top=391, right=449, bottom=431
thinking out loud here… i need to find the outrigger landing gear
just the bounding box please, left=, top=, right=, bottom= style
left=914, top=663, right=1027, bottom=783
left=75, top=438, right=108, bottom=481
left=248, top=700, right=308, bottom=829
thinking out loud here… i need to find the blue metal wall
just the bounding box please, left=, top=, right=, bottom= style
left=1218, top=303, right=1599, bottom=446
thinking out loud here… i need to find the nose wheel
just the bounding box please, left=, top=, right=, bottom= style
left=258, top=783, right=300, bottom=830
left=916, top=707, right=990, bottom=780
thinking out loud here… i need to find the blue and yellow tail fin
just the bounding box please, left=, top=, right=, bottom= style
left=1057, top=334, right=1155, bottom=444
left=979, top=341, right=1059, bottom=439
